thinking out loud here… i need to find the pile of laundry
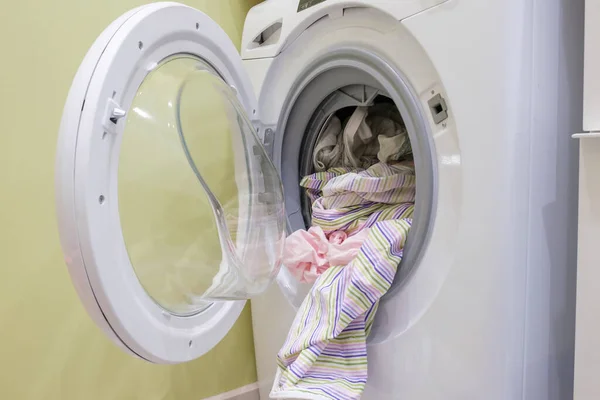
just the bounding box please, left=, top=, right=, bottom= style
left=271, top=105, right=415, bottom=400
left=313, top=103, right=413, bottom=172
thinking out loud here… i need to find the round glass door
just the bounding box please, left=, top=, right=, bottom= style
left=56, top=3, right=284, bottom=363
left=118, top=55, right=285, bottom=316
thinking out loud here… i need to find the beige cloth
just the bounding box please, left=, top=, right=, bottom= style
left=312, top=104, right=412, bottom=172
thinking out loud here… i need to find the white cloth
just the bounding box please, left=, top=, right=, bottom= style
left=313, top=104, right=412, bottom=172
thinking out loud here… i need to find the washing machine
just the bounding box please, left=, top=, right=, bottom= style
left=247, top=1, right=584, bottom=399
left=55, top=0, right=583, bottom=399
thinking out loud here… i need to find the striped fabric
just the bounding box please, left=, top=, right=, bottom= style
left=272, top=162, right=415, bottom=400
left=272, top=219, right=412, bottom=400
left=302, top=162, right=415, bottom=236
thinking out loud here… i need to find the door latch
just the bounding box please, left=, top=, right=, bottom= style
left=428, top=93, right=448, bottom=124
left=102, top=98, right=127, bottom=134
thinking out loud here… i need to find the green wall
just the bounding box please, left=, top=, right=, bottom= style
left=0, top=1, right=261, bottom=399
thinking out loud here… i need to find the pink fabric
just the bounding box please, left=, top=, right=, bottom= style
left=328, top=231, right=348, bottom=245
left=283, top=227, right=369, bottom=283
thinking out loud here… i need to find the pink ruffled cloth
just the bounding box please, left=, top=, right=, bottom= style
left=283, top=227, right=369, bottom=283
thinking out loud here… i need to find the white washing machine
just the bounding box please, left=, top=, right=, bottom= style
left=247, top=1, right=584, bottom=399
left=54, top=0, right=583, bottom=399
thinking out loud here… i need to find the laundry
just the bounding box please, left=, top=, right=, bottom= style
left=275, top=161, right=415, bottom=399
left=312, top=104, right=413, bottom=172
left=272, top=218, right=412, bottom=400
left=282, top=161, right=415, bottom=282
left=283, top=226, right=370, bottom=284
left=303, top=161, right=416, bottom=236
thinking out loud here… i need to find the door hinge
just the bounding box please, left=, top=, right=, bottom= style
left=262, top=128, right=275, bottom=160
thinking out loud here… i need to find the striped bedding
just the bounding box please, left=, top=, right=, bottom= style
left=272, top=162, right=415, bottom=400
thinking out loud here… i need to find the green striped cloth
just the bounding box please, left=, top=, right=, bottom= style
left=272, top=163, right=414, bottom=399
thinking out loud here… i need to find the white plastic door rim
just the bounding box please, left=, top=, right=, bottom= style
left=55, top=3, right=285, bottom=364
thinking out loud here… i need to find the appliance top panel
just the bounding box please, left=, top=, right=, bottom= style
left=241, top=0, right=449, bottom=60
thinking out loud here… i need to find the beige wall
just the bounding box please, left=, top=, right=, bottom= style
left=0, top=1, right=261, bottom=399
left=574, top=139, right=600, bottom=399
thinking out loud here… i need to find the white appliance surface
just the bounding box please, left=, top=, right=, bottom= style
left=246, top=0, right=583, bottom=399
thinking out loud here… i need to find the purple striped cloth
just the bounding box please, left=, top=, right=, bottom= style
left=272, top=162, right=414, bottom=400
left=304, top=162, right=415, bottom=236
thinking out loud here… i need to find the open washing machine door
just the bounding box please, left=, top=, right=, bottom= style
left=55, top=3, right=289, bottom=364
